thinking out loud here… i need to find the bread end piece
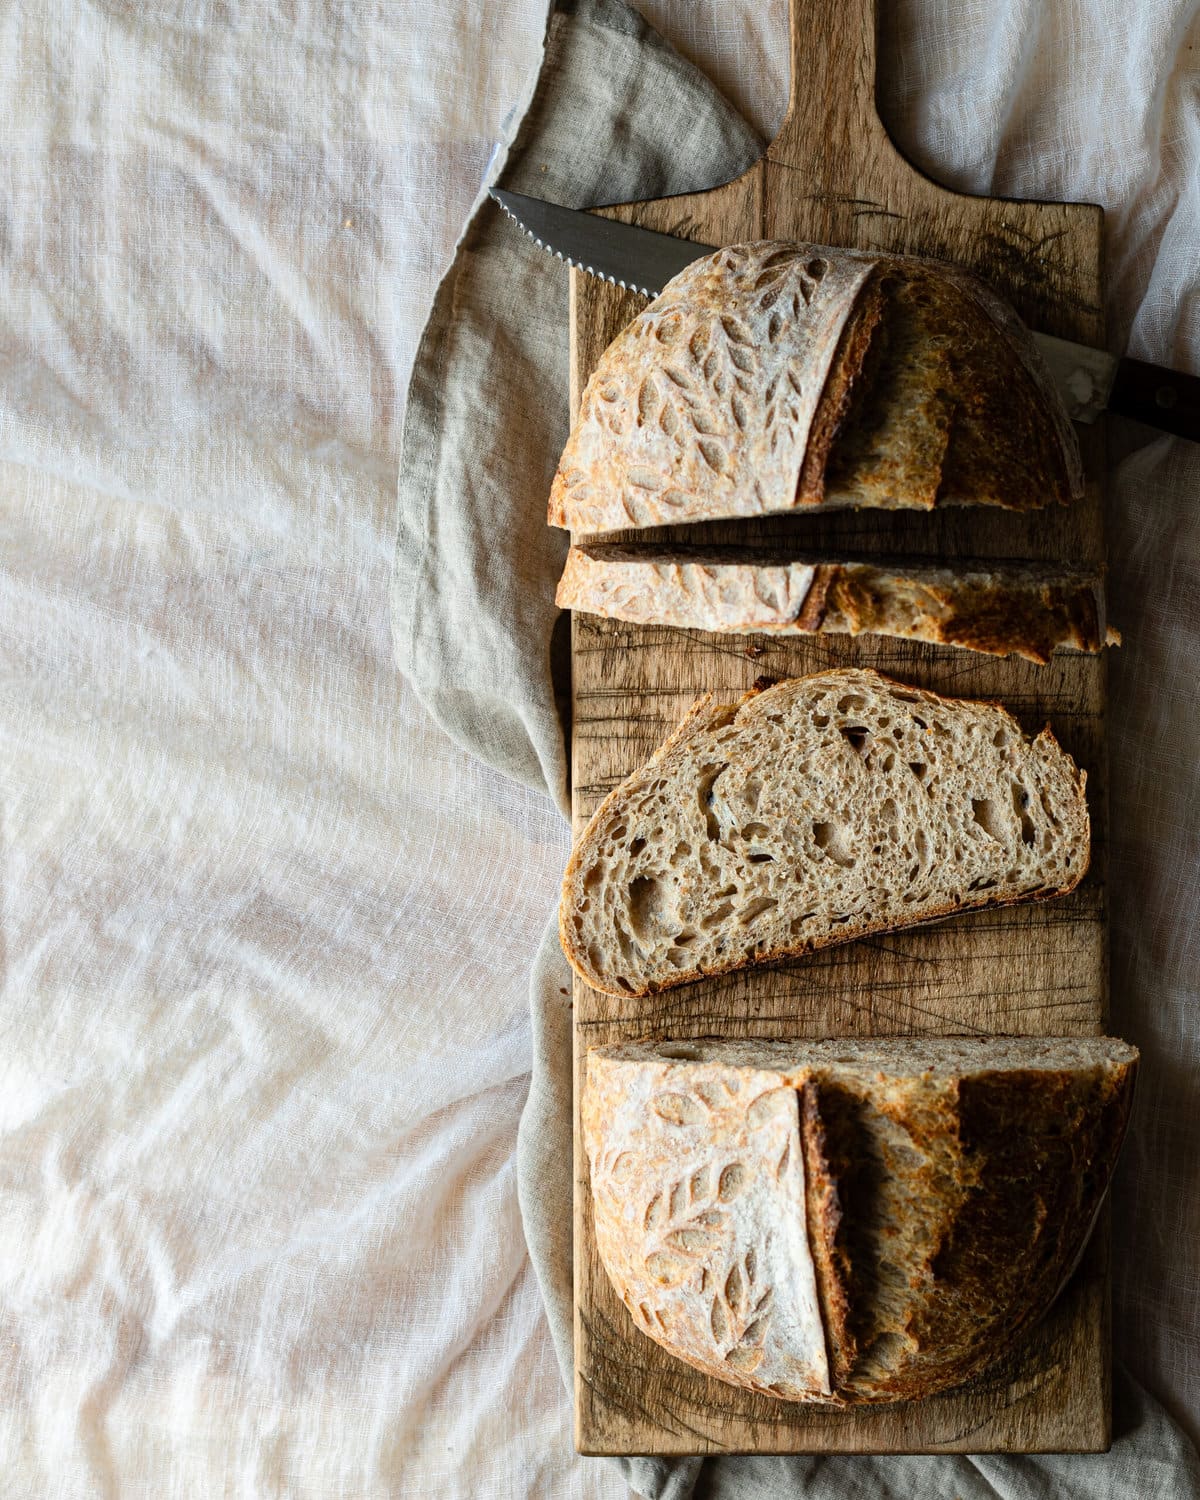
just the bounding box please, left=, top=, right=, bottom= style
left=583, top=1043, right=834, bottom=1400
left=584, top=1036, right=1137, bottom=1405
left=558, top=546, right=1112, bottom=664
left=550, top=243, right=1083, bottom=535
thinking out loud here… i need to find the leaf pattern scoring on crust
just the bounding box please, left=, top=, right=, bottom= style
left=550, top=242, right=880, bottom=536
left=583, top=1051, right=832, bottom=1401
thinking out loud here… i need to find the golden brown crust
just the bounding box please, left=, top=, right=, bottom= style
left=585, top=1038, right=1138, bottom=1405
left=820, top=265, right=1081, bottom=515
left=799, top=1082, right=856, bottom=1386
left=551, top=243, right=1083, bottom=535
left=931, top=260, right=1084, bottom=506
left=794, top=564, right=837, bottom=632
left=797, top=275, right=889, bottom=506
left=833, top=1056, right=1137, bottom=1402
left=824, top=567, right=1106, bottom=664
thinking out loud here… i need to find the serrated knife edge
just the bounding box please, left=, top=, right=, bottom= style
left=490, top=193, right=663, bottom=298
left=488, top=187, right=1131, bottom=428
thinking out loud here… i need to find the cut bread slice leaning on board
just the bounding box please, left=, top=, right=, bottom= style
left=558, top=545, right=1117, bottom=663
left=583, top=1036, right=1138, bottom=1405
left=549, top=241, right=1083, bottom=535
left=560, top=668, right=1089, bottom=998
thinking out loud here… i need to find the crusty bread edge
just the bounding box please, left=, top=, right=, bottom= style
left=583, top=1040, right=1137, bottom=1405
left=931, top=259, right=1085, bottom=505
left=556, top=547, right=1110, bottom=665
left=795, top=275, right=888, bottom=508
left=550, top=243, right=1084, bottom=536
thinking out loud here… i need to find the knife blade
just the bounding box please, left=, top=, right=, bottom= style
left=491, top=186, right=1199, bottom=441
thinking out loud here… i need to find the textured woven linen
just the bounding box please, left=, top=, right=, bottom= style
left=0, top=3, right=580, bottom=1497
left=0, top=4, right=1196, bottom=1500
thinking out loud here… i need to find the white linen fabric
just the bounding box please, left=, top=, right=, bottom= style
left=0, top=6, right=1197, bottom=1500
left=0, top=2, right=584, bottom=1496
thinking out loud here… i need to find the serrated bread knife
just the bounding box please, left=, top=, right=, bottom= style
left=491, top=186, right=1199, bottom=442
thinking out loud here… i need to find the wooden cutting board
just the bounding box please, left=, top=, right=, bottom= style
left=569, top=0, right=1109, bottom=1458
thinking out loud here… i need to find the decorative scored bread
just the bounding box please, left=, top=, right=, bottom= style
left=584, top=1043, right=832, bottom=1400
left=558, top=544, right=1116, bottom=663
left=584, top=1036, right=1138, bottom=1404
left=549, top=242, right=1082, bottom=536
left=560, top=668, right=1088, bottom=997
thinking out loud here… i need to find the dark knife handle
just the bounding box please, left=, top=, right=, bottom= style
left=1107, top=356, right=1200, bottom=443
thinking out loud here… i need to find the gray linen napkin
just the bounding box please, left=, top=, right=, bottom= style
left=392, top=1, right=1200, bottom=1494
left=394, top=0, right=762, bottom=809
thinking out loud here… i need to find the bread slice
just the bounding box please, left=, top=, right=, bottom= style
left=560, top=668, right=1088, bottom=997
left=557, top=544, right=1116, bottom=664
left=584, top=1035, right=1138, bottom=1404
left=548, top=242, right=1082, bottom=536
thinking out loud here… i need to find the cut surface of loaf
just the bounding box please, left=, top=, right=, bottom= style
left=558, top=544, right=1115, bottom=664
left=561, top=668, right=1089, bottom=997
left=584, top=1035, right=1138, bottom=1404
left=549, top=242, right=1082, bottom=536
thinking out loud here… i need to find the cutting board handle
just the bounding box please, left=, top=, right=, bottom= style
left=770, top=0, right=897, bottom=189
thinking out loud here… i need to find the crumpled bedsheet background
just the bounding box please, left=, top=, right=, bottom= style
left=2, top=0, right=1199, bottom=1497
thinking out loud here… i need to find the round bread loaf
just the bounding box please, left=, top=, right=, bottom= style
left=549, top=241, right=1083, bottom=535
left=584, top=1034, right=1137, bottom=1404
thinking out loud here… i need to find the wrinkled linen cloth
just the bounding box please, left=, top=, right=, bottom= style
left=396, top=0, right=1200, bottom=1497
left=0, top=2, right=576, bottom=1497
left=0, top=4, right=1197, bottom=1500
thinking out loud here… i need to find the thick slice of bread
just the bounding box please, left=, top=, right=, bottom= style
left=549, top=243, right=1082, bottom=536
left=557, top=544, right=1116, bottom=664
left=584, top=1035, right=1138, bottom=1404
left=560, top=668, right=1088, bottom=997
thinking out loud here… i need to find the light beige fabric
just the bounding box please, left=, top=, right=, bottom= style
left=0, top=2, right=586, bottom=1496
left=1, top=1, right=1198, bottom=1498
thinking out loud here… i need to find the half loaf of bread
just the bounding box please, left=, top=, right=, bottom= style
left=558, top=544, right=1115, bottom=663
left=549, top=242, right=1082, bottom=536
left=584, top=1035, right=1137, bottom=1404
left=561, top=668, right=1088, bottom=997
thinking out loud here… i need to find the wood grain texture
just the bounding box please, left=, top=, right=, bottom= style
left=571, top=0, right=1109, bottom=1456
